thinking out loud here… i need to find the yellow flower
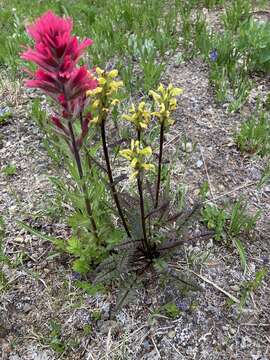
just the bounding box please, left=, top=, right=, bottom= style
left=108, top=69, right=118, bottom=78
left=98, top=77, right=107, bottom=86
left=149, top=83, right=183, bottom=127
left=86, top=87, right=102, bottom=96
left=122, top=101, right=151, bottom=131
left=95, top=67, right=104, bottom=76
left=92, top=99, right=100, bottom=109
left=107, top=80, right=123, bottom=95
left=119, top=140, right=154, bottom=179
left=86, top=67, right=123, bottom=124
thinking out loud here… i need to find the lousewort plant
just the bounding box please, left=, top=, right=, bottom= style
left=22, top=11, right=214, bottom=310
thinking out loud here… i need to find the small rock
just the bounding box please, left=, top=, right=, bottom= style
left=218, top=184, right=225, bottom=192
left=196, top=160, right=203, bottom=168
left=182, top=142, right=193, bottom=153
left=230, top=285, right=240, bottom=292
left=23, top=303, right=32, bottom=313
left=249, top=167, right=261, bottom=181
left=143, top=340, right=151, bottom=350
left=99, top=320, right=119, bottom=335
left=168, top=330, right=176, bottom=339
left=240, top=336, right=252, bottom=349
left=206, top=238, right=213, bottom=249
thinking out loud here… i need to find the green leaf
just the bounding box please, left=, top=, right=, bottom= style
left=17, top=221, right=66, bottom=251
left=72, top=258, right=90, bottom=274
left=233, top=238, right=247, bottom=274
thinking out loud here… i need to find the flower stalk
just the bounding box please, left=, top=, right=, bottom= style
left=137, top=172, right=152, bottom=257
left=100, top=118, right=132, bottom=238
left=155, top=119, right=164, bottom=208
left=68, top=121, right=99, bottom=241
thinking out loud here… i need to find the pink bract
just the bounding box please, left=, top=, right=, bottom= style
left=22, top=11, right=93, bottom=74
left=22, top=11, right=97, bottom=120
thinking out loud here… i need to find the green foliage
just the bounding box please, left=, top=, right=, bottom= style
left=238, top=267, right=267, bottom=314
left=1, top=0, right=183, bottom=88
left=91, top=310, right=102, bottom=321
left=235, top=110, right=270, bottom=157
left=228, top=199, right=260, bottom=237
left=47, top=320, right=65, bottom=354
left=1, top=164, right=17, bottom=176
left=74, top=280, right=105, bottom=295
left=201, top=199, right=260, bottom=272
left=162, top=302, right=181, bottom=318
left=222, top=0, right=251, bottom=32
left=0, top=110, right=12, bottom=126
left=258, top=163, right=270, bottom=189
left=201, top=204, right=227, bottom=241
left=17, top=4, right=264, bottom=315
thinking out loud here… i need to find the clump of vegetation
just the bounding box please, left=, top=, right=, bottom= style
left=7, top=1, right=264, bottom=319
left=201, top=199, right=260, bottom=273
left=20, top=11, right=213, bottom=313
left=235, top=110, right=270, bottom=157
left=1, top=164, right=17, bottom=176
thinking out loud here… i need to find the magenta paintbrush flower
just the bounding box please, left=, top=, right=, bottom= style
left=22, top=10, right=97, bottom=131
left=22, top=11, right=93, bottom=74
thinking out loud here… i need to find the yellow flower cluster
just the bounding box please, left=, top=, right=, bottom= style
left=119, top=140, right=155, bottom=179
left=86, top=67, right=123, bottom=125
left=122, top=101, right=151, bottom=131
left=149, top=83, right=183, bottom=127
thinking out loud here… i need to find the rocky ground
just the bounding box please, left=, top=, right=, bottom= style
left=0, top=52, right=270, bottom=360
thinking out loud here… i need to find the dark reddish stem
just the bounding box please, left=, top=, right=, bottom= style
left=137, top=172, right=152, bottom=257
left=155, top=120, right=164, bottom=208
left=68, top=121, right=99, bottom=241
left=100, top=119, right=132, bottom=238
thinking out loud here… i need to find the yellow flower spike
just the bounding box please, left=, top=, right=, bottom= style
left=149, top=90, right=161, bottom=103
left=108, top=80, right=123, bottom=93
left=95, top=67, right=104, bottom=76
left=131, top=139, right=137, bottom=151
left=122, top=114, right=133, bottom=122
left=98, top=77, right=106, bottom=86
left=111, top=99, right=120, bottom=106
left=119, top=149, right=133, bottom=160
left=92, top=99, right=100, bottom=109
left=130, top=104, right=136, bottom=113
left=138, top=101, right=146, bottom=112
left=158, top=83, right=165, bottom=94
left=122, top=102, right=151, bottom=131
left=86, top=87, right=102, bottom=97
left=91, top=116, right=100, bottom=125
left=149, top=83, right=183, bottom=127
left=119, top=140, right=154, bottom=179
left=108, top=69, right=118, bottom=78
left=139, top=122, right=148, bottom=129
left=170, top=87, right=183, bottom=97
left=142, top=163, right=155, bottom=171
left=130, top=157, right=138, bottom=169
left=139, top=146, right=152, bottom=157
left=169, top=98, right=177, bottom=109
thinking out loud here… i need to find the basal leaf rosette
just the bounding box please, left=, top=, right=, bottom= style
left=86, top=67, right=123, bottom=125
left=119, top=140, right=155, bottom=179
left=149, top=83, right=183, bottom=127
left=122, top=101, right=152, bottom=131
